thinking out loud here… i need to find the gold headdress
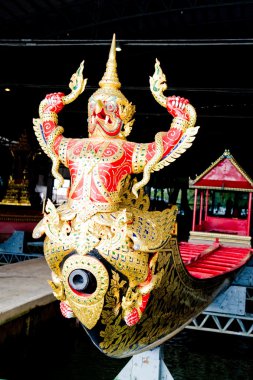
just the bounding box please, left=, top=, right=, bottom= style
left=89, top=34, right=135, bottom=138
left=99, top=33, right=121, bottom=90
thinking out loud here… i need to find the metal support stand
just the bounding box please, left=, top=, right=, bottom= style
left=114, top=345, right=174, bottom=380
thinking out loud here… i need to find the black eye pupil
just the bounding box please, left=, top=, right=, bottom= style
left=68, top=269, right=97, bottom=294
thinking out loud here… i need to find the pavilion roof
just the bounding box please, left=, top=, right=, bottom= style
left=189, top=149, right=253, bottom=192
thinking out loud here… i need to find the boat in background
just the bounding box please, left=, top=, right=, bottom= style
left=31, top=34, right=253, bottom=359
left=178, top=149, right=253, bottom=280
left=188, top=148, right=253, bottom=247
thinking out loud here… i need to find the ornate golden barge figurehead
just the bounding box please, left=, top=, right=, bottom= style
left=33, top=33, right=199, bottom=334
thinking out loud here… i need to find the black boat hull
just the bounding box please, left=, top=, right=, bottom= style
left=82, top=237, right=235, bottom=358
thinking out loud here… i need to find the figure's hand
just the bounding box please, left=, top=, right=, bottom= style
left=40, top=92, right=65, bottom=114
left=166, top=95, right=190, bottom=121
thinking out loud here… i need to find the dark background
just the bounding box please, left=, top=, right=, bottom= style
left=1, top=0, right=253, bottom=185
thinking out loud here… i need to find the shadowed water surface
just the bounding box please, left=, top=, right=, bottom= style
left=1, top=315, right=253, bottom=380
left=164, top=329, right=253, bottom=380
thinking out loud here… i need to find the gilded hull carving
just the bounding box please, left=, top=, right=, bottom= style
left=84, top=237, right=232, bottom=358
left=32, top=33, right=235, bottom=358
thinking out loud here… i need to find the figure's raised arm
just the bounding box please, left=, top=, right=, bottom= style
left=33, top=61, right=87, bottom=186
left=37, top=61, right=87, bottom=139
left=131, top=60, right=198, bottom=198
left=149, top=58, right=196, bottom=132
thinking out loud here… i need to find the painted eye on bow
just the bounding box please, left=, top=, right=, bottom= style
left=62, top=254, right=109, bottom=305
left=68, top=268, right=97, bottom=295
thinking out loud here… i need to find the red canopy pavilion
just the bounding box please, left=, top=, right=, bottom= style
left=178, top=149, right=253, bottom=280
left=188, top=149, right=253, bottom=247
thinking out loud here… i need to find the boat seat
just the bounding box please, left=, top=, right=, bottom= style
left=179, top=241, right=252, bottom=279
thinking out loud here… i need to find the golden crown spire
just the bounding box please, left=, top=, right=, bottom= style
left=99, top=33, right=121, bottom=90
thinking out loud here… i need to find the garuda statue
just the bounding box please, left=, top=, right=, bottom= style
left=32, top=34, right=200, bottom=358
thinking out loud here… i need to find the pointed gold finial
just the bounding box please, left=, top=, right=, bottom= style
left=99, top=33, right=121, bottom=89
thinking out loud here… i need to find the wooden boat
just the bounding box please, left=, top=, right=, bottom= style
left=31, top=35, right=253, bottom=359
left=188, top=148, right=253, bottom=247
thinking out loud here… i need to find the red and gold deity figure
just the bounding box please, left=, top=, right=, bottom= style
left=33, top=35, right=198, bottom=333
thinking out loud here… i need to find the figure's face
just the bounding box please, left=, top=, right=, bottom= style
left=88, top=94, right=123, bottom=138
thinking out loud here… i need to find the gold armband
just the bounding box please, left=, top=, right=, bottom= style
left=171, top=117, right=189, bottom=132
left=132, top=143, right=148, bottom=174
left=41, top=112, right=59, bottom=123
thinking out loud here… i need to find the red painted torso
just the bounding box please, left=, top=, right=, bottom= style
left=57, top=137, right=136, bottom=203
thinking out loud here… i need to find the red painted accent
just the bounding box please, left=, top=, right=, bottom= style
left=194, top=158, right=253, bottom=190
left=179, top=241, right=252, bottom=279
left=124, top=293, right=151, bottom=326
left=139, top=293, right=150, bottom=313
left=199, top=190, right=204, bottom=226
left=60, top=301, right=74, bottom=319
left=146, top=128, right=182, bottom=161
left=191, top=152, right=253, bottom=236
left=247, top=193, right=252, bottom=235
left=192, top=189, right=197, bottom=231
left=124, top=308, right=140, bottom=326
left=166, top=96, right=190, bottom=120
left=0, top=207, right=42, bottom=235
left=197, top=215, right=248, bottom=236
left=204, top=189, right=209, bottom=220
left=0, top=221, right=38, bottom=234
